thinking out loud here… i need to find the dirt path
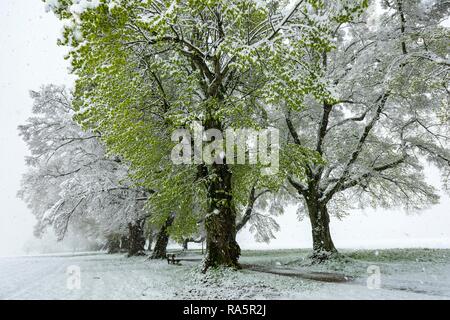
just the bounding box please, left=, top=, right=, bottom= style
left=242, top=264, right=353, bottom=283
left=242, top=263, right=450, bottom=299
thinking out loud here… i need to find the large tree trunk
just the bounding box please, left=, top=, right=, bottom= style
left=127, top=221, right=146, bottom=257
left=151, top=215, right=175, bottom=259
left=306, top=200, right=337, bottom=262
left=202, top=164, right=241, bottom=272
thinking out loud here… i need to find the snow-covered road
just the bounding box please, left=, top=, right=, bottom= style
left=0, top=250, right=449, bottom=300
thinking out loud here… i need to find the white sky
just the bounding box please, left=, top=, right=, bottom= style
left=0, top=0, right=449, bottom=256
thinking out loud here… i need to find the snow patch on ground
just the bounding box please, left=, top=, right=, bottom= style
left=0, top=249, right=449, bottom=300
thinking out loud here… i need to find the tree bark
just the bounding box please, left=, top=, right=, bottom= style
left=127, top=221, right=146, bottom=257
left=151, top=215, right=175, bottom=259
left=306, top=199, right=337, bottom=262
left=202, top=163, right=241, bottom=272
left=182, top=239, right=188, bottom=251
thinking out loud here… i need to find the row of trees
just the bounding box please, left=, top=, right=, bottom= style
left=20, top=0, right=449, bottom=271
left=18, top=84, right=270, bottom=258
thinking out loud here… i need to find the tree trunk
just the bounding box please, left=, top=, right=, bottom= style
left=202, top=164, right=241, bottom=272
left=147, top=232, right=154, bottom=251
left=120, top=235, right=129, bottom=252
left=182, top=239, right=188, bottom=251
left=306, top=200, right=337, bottom=262
left=106, top=234, right=121, bottom=254
left=127, top=221, right=146, bottom=257
left=151, top=215, right=174, bottom=259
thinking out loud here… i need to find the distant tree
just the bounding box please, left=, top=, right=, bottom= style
left=151, top=214, right=175, bottom=259
left=18, top=85, right=150, bottom=256
left=283, top=0, right=449, bottom=261
left=127, top=219, right=147, bottom=256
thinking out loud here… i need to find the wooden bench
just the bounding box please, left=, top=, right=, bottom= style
left=166, top=254, right=181, bottom=265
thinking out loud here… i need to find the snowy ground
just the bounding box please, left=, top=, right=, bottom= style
left=0, top=249, right=449, bottom=300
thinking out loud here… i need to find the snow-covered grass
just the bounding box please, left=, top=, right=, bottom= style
left=0, top=249, right=449, bottom=300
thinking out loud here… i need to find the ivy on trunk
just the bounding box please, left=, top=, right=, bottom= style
left=202, top=163, right=241, bottom=272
